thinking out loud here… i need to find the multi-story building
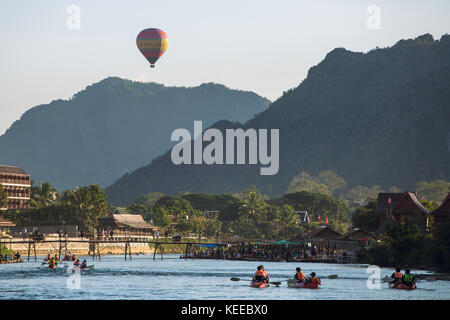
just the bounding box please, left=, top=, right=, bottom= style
left=0, top=165, right=31, bottom=210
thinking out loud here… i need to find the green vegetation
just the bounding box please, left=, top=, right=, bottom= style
left=125, top=189, right=351, bottom=240
left=416, top=180, right=450, bottom=203
left=4, top=182, right=109, bottom=232
left=0, top=245, right=14, bottom=256
left=358, top=221, right=450, bottom=272
left=350, top=199, right=379, bottom=233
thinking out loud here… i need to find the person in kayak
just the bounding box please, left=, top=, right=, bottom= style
left=71, top=254, right=76, bottom=261
left=74, top=259, right=80, bottom=267
left=294, top=267, right=306, bottom=283
left=305, top=272, right=321, bottom=286
left=390, top=268, right=403, bottom=285
left=400, top=269, right=415, bottom=288
left=48, top=257, right=57, bottom=268
left=80, top=260, right=87, bottom=269
left=260, top=265, right=269, bottom=284
left=253, top=265, right=269, bottom=284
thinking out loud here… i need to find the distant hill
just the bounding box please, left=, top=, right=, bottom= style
left=106, top=34, right=450, bottom=206
left=0, top=78, right=270, bottom=190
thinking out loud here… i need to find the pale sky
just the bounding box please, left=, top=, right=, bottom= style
left=1, top=0, right=449, bottom=134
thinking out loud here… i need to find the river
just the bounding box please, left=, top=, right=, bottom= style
left=1, top=254, right=449, bottom=300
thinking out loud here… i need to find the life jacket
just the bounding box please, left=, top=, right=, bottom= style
left=404, top=274, right=413, bottom=283
left=255, top=270, right=265, bottom=277
left=296, top=271, right=306, bottom=280
left=81, top=262, right=87, bottom=268
left=262, top=270, right=268, bottom=278
left=394, top=272, right=403, bottom=279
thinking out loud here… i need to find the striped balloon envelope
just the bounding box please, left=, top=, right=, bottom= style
left=136, top=28, right=168, bottom=68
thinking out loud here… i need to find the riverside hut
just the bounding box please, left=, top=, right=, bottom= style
left=98, top=209, right=157, bottom=239
left=431, top=193, right=450, bottom=224
left=391, top=192, right=430, bottom=230
left=304, top=225, right=342, bottom=240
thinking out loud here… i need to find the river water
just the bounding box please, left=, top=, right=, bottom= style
left=1, top=254, right=449, bottom=300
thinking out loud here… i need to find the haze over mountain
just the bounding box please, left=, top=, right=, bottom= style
left=0, top=78, right=270, bottom=190
left=106, top=34, right=450, bottom=205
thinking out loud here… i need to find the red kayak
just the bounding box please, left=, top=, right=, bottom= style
left=287, top=279, right=320, bottom=289
left=389, top=282, right=417, bottom=290
left=250, top=280, right=268, bottom=288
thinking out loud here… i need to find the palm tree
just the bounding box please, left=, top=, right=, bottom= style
left=244, top=191, right=267, bottom=224
left=62, top=185, right=107, bottom=228
left=31, top=181, right=57, bottom=209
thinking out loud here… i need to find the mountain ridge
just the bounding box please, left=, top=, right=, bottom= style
left=105, top=33, right=450, bottom=205
left=0, top=77, right=270, bottom=190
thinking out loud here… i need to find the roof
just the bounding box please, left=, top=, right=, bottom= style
left=304, top=225, right=342, bottom=239
left=375, top=193, right=404, bottom=215
left=432, top=193, right=450, bottom=222
left=342, top=228, right=374, bottom=240
left=0, top=218, right=16, bottom=227
left=392, top=192, right=430, bottom=216
left=0, top=165, right=29, bottom=176
left=99, top=213, right=156, bottom=230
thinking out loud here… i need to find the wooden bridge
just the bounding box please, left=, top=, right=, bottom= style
left=1, top=238, right=228, bottom=262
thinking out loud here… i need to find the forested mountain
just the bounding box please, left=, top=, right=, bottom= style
left=106, top=34, right=450, bottom=205
left=0, top=78, right=270, bottom=190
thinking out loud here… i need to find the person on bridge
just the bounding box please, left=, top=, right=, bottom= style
left=294, top=267, right=306, bottom=283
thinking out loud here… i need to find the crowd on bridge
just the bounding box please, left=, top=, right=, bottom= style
left=186, top=242, right=354, bottom=263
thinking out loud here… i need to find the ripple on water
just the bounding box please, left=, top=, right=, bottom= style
left=0, top=255, right=448, bottom=300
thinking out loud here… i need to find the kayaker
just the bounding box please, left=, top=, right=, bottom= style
left=71, top=254, right=76, bottom=261
left=306, top=272, right=321, bottom=286
left=48, top=258, right=56, bottom=268
left=81, top=260, right=87, bottom=269
left=401, top=269, right=415, bottom=288
left=260, top=265, right=269, bottom=284
left=74, top=259, right=80, bottom=266
left=390, top=268, right=403, bottom=285
left=253, top=266, right=269, bottom=284
left=294, top=267, right=306, bottom=283
left=45, top=253, right=51, bottom=261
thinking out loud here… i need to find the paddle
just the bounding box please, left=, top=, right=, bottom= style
left=230, top=277, right=281, bottom=287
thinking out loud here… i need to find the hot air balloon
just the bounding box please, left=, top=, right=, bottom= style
left=136, top=28, right=168, bottom=68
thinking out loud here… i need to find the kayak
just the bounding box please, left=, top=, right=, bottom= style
left=287, top=279, right=320, bottom=289
left=250, top=280, right=268, bottom=288
left=79, top=265, right=94, bottom=271
left=389, top=282, right=417, bottom=290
